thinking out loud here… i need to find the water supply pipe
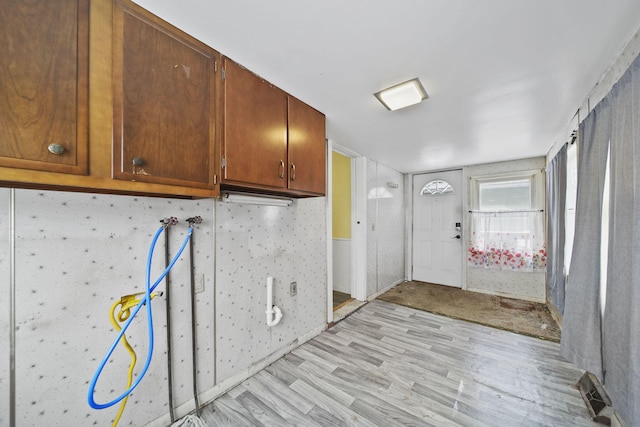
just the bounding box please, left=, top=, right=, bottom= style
left=88, top=222, right=192, bottom=411
left=161, top=217, right=178, bottom=424
left=186, top=216, right=202, bottom=417
left=266, top=277, right=282, bottom=327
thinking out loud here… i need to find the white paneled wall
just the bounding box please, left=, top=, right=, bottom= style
left=366, top=159, right=378, bottom=296
left=467, top=269, right=546, bottom=302
left=0, top=189, right=10, bottom=427
left=376, top=163, right=406, bottom=292
left=332, top=239, right=351, bottom=294
left=366, top=160, right=406, bottom=297
left=0, top=189, right=327, bottom=426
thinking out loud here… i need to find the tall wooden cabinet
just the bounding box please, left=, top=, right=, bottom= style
left=222, top=58, right=326, bottom=196
left=112, top=0, right=219, bottom=188
left=0, top=0, right=89, bottom=174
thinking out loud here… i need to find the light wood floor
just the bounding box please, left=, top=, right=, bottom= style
left=200, top=300, right=597, bottom=426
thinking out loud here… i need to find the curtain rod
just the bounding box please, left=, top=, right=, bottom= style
left=468, top=209, right=544, bottom=213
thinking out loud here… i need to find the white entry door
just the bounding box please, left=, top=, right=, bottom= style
left=412, top=170, right=463, bottom=287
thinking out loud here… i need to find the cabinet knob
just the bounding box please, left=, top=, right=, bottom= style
left=47, top=143, right=65, bottom=155
left=290, top=163, right=296, bottom=181
left=132, top=157, right=145, bottom=167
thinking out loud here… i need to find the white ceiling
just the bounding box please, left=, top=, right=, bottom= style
left=134, top=0, right=640, bottom=173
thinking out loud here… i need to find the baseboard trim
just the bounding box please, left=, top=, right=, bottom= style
left=368, top=278, right=405, bottom=301
left=546, top=299, right=563, bottom=328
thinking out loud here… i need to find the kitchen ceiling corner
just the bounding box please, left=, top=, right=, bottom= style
left=133, top=0, right=640, bottom=173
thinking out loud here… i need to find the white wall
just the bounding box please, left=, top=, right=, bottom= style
left=464, top=157, right=547, bottom=302
left=0, top=188, right=327, bottom=426
left=0, top=189, right=9, bottom=427
left=332, top=239, right=351, bottom=294
left=548, top=23, right=640, bottom=161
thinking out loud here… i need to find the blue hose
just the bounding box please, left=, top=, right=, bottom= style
left=88, top=225, right=193, bottom=410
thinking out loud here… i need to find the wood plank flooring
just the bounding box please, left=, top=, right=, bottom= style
left=200, top=300, right=597, bottom=426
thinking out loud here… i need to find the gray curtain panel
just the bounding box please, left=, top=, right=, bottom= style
left=560, top=97, right=611, bottom=380
left=604, top=55, right=640, bottom=426
left=546, top=144, right=567, bottom=314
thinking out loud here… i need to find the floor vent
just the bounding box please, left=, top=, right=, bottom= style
left=578, top=372, right=614, bottom=425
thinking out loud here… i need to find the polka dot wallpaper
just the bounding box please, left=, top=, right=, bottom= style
left=0, top=188, right=328, bottom=426
left=214, top=197, right=327, bottom=383
left=4, top=189, right=216, bottom=426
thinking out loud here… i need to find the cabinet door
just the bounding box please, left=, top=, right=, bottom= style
left=0, top=0, right=89, bottom=174
left=113, top=0, right=217, bottom=188
left=223, top=59, right=288, bottom=189
left=287, top=97, right=326, bottom=195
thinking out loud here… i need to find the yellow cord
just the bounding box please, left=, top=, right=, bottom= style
left=109, top=292, right=160, bottom=427
left=109, top=299, right=137, bottom=427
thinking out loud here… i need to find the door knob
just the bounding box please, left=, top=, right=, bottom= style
left=452, top=235, right=461, bottom=239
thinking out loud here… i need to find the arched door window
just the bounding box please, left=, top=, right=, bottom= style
left=420, top=179, right=454, bottom=195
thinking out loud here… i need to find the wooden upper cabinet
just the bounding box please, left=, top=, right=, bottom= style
left=222, top=58, right=288, bottom=189
left=287, top=97, right=326, bottom=195
left=0, top=0, right=324, bottom=198
left=222, top=57, right=326, bottom=196
left=112, top=0, right=218, bottom=188
left=0, top=0, right=89, bottom=174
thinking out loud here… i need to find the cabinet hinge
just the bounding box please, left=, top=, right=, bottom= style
left=213, top=174, right=217, bottom=185
left=221, top=156, right=226, bottom=169
left=221, top=68, right=226, bottom=81
left=214, top=61, right=218, bottom=73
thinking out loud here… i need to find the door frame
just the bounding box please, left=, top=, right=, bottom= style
left=326, top=141, right=367, bottom=323
left=407, top=168, right=468, bottom=290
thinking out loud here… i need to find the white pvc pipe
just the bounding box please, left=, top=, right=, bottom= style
left=266, top=277, right=282, bottom=327
left=266, top=277, right=273, bottom=312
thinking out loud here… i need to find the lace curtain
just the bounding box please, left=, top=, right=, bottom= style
left=468, top=211, right=546, bottom=272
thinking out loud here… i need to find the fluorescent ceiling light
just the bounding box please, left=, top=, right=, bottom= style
left=374, top=78, right=428, bottom=111
left=222, top=192, right=293, bottom=207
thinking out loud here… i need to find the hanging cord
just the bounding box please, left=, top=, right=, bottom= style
left=88, top=221, right=192, bottom=410
left=186, top=216, right=202, bottom=417
left=162, top=218, right=178, bottom=423
left=109, top=291, right=161, bottom=427
left=171, top=414, right=207, bottom=427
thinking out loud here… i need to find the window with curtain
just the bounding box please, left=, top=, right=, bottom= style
left=468, top=173, right=546, bottom=272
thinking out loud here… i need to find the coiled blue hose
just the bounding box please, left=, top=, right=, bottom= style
left=87, top=224, right=193, bottom=410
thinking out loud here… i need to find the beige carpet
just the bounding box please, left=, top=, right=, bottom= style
left=333, top=290, right=353, bottom=310
left=378, top=281, right=561, bottom=342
